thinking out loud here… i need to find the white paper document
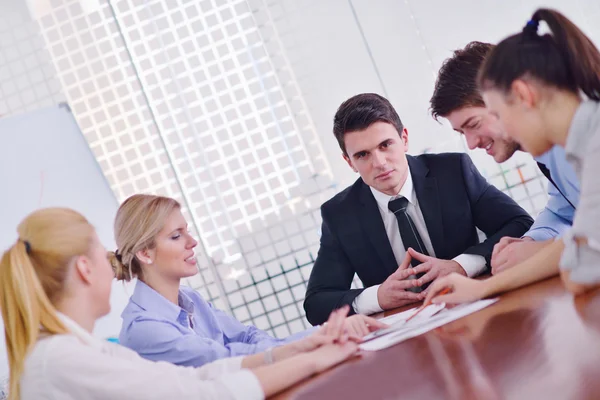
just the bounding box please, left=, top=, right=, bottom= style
left=361, top=303, right=447, bottom=342
left=360, top=299, right=498, bottom=351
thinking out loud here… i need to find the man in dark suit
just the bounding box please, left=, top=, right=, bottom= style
left=304, top=93, right=533, bottom=325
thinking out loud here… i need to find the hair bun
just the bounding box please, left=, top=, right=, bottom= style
left=523, top=18, right=540, bottom=35
left=114, top=249, right=123, bottom=263
left=107, top=251, right=130, bottom=282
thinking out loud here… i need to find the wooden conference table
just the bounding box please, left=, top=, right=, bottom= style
left=272, top=277, right=600, bottom=399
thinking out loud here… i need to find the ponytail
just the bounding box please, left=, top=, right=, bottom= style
left=0, top=208, right=94, bottom=400
left=478, top=8, right=600, bottom=100
left=0, top=242, right=67, bottom=400
left=534, top=9, right=600, bottom=100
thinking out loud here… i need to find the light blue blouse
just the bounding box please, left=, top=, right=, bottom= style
left=119, top=280, right=315, bottom=367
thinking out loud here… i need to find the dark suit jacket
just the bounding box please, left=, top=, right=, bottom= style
left=303, top=153, right=533, bottom=325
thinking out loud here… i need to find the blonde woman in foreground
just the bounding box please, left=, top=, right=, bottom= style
left=0, top=208, right=358, bottom=400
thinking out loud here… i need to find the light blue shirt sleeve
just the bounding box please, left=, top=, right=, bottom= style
left=525, top=146, right=579, bottom=241
left=124, top=314, right=316, bottom=368
left=209, top=305, right=316, bottom=345
left=524, top=183, right=574, bottom=241
left=123, top=318, right=273, bottom=368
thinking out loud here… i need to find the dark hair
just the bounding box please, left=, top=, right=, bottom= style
left=333, top=93, right=404, bottom=155
left=478, top=8, right=600, bottom=101
left=430, top=41, right=495, bottom=119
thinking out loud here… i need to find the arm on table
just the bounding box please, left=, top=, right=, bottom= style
left=560, top=236, right=600, bottom=295
left=243, top=306, right=359, bottom=396
left=210, top=305, right=281, bottom=347
left=250, top=343, right=357, bottom=397
left=424, top=239, right=564, bottom=304
left=241, top=306, right=384, bottom=370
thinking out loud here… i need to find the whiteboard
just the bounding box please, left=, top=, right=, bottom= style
left=0, top=104, right=134, bottom=379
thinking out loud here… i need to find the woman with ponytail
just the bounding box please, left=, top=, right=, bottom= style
left=425, top=8, right=600, bottom=304
left=0, top=207, right=361, bottom=400
left=112, top=194, right=386, bottom=368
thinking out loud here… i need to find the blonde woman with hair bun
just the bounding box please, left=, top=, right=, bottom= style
left=0, top=207, right=362, bottom=400
left=113, top=194, right=386, bottom=367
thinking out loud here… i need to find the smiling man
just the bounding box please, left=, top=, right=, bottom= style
left=303, top=93, right=533, bottom=325
left=430, top=41, right=580, bottom=275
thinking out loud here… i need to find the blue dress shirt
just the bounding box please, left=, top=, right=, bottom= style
left=119, top=280, right=314, bottom=367
left=525, top=145, right=580, bottom=241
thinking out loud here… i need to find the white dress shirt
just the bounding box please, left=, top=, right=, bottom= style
left=352, top=168, right=486, bottom=315
left=21, top=314, right=264, bottom=400
left=560, top=100, right=600, bottom=283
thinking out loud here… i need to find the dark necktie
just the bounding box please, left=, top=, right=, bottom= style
left=388, top=196, right=429, bottom=268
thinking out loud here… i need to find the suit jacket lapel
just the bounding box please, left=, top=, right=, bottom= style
left=408, top=156, right=446, bottom=258
left=358, top=181, right=399, bottom=276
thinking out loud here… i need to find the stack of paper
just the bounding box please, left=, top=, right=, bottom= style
left=360, top=299, right=498, bottom=351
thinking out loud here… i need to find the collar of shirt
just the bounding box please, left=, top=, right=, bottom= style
left=57, top=312, right=104, bottom=350
left=129, top=280, right=196, bottom=326
left=534, top=144, right=560, bottom=164
left=369, top=167, right=415, bottom=213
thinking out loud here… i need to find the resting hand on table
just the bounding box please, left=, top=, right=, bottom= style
left=377, top=252, right=425, bottom=310
left=423, top=273, right=490, bottom=305
left=491, top=237, right=552, bottom=274
left=298, top=308, right=388, bottom=373
left=248, top=309, right=360, bottom=396
left=295, top=306, right=368, bottom=373
left=342, top=314, right=388, bottom=337
left=305, top=341, right=360, bottom=374
left=293, top=305, right=388, bottom=353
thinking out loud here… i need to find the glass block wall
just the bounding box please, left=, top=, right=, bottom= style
left=0, top=1, right=64, bottom=116
left=32, top=0, right=336, bottom=335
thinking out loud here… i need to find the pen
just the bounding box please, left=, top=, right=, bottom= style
left=405, top=287, right=451, bottom=323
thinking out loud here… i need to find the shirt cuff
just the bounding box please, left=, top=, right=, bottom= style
left=453, top=254, right=486, bottom=278
left=222, top=370, right=264, bottom=400
left=523, top=229, right=557, bottom=242
left=352, top=285, right=383, bottom=315
left=560, top=230, right=600, bottom=284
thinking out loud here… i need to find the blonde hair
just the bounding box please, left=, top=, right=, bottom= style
left=0, top=208, right=95, bottom=400
left=109, top=194, right=180, bottom=282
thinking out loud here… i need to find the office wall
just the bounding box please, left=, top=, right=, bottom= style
left=0, top=0, right=64, bottom=116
